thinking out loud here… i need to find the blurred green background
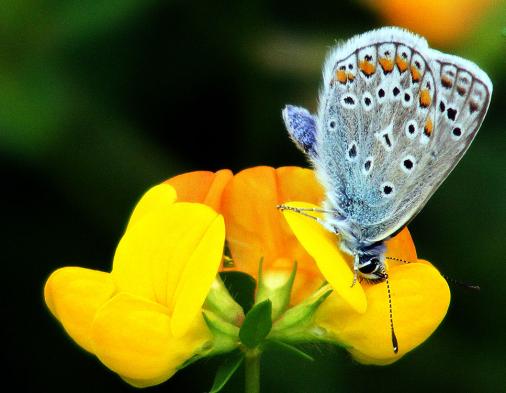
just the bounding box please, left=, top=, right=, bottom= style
left=3, top=1, right=505, bottom=392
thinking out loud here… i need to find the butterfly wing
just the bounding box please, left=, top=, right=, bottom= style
left=312, top=27, right=492, bottom=243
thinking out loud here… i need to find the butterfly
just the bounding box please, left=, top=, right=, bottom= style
left=281, top=27, right=492, bottom=285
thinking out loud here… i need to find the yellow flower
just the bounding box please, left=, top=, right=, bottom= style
left=44, top=184, right=226, bottom=387
left=282, top=201, right=451, bottom=364
left=165, top=166, right=450, bottom=364
left=166, top=166, right=326, bottom=304
left=46, top=166, right=452, bottom=389
left=364, top=0, right=495, bottom=46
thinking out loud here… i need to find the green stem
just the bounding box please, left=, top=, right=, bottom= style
left=244, top=349, right=261, bottom=393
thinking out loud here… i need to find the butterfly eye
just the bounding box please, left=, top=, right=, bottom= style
left=358, top=261, right=376, bottom=274
left=369, top=258, right=381, bottom=270
left=380, top=182, right=395, bottom=198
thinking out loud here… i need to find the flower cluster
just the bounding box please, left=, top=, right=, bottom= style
left=44, top=166, right=450, bottom=387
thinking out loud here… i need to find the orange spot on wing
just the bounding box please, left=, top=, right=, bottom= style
left=410, top=65, right=421, bottom=83
left=469, top=100, right=479, bottom=113
left=424, top=118, right=433, bottom=136
left=359, top=60, right=376, bottom=77
left=457, top=86, right=467, bottom=96
left=347, top=72, right=355, bottom=81
left=336, top=69, right=347, bottom=84
left=441, top=76, right=453, bottom=88
left=378, top=57, right=394, bottom=73
left=395, top=55, right=408, bottom=72
left=419, top=89, right=431, bottom=108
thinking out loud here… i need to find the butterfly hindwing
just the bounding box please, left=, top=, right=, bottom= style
left=310, top=28, right=492, bottom=242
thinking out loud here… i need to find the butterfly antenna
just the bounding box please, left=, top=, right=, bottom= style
left=385, top=256, right=411, bottom=264
left=386, top=257, right=480, bottom=291
left=442, top=275, right=480, bottom=291
left=385, top=274, right=399, bottom=354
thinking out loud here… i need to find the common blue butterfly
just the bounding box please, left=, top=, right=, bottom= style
left=281, top=27, right=492, bottom=285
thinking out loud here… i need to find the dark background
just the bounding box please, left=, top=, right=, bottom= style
left=3, top=1, right=505, bottom=392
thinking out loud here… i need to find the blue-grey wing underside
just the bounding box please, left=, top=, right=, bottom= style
left=284, top=28, right=492, bottom=243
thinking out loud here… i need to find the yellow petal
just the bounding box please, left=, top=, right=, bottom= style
left=316, top=261, right=450, bottom=363
left=113, top=201, right=225, bottom=336
left=91, top=293, right=211, bottom=387
left=170, top=212, right=225, bottom=337
left=281, top=201, right=366, bottom=313
left=126, top=184, right=177, bottom=230
left=112, top=205, right=173, bottom=301
left=44, top=267, right=116, bottom=353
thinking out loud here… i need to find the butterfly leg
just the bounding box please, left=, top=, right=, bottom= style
left=350, top=254, right=359, bottom=287
left=277, top=205, right=337, bottom=214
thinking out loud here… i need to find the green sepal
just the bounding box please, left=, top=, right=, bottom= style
left=220, top=271, right=257, bottom=314
left=209, top=351, right=244, bottom=393
left=204, top=275, right=244, bottom=326
left=239, top=299, right=272, bottom=348
left=256, top=260, right=297, bottom=319
left=202, top=310, right=240, bottom=356
left=270, top=284, right=333, bottom=342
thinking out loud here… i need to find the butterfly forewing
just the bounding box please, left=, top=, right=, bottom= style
left=313, top=28, right=492, bottom=242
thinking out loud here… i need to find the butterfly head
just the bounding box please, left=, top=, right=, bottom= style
left=356, top=252, right=387, bottom=282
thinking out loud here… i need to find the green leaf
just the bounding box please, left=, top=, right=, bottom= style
left=209, top=352, right=244, bottom=393
left=239, top=299, right=272, bottom=348
left=220, top=271, right=256, bottom=313
left=266, top=340, right=314, bottom=362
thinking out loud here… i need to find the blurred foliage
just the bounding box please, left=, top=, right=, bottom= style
left=2, top=0, right=505, bottom=392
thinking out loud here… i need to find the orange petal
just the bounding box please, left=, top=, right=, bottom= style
left=44, top=267, right=116, bottom=353
left=316, top=261, right=450, bottom=364
left=385, top=227, right=417, bottom=262
left=276, top=166, right=324, bottom=204
left=165, top=169, right=233, bottom=212
left=221, top=166, right=324, bottom=300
